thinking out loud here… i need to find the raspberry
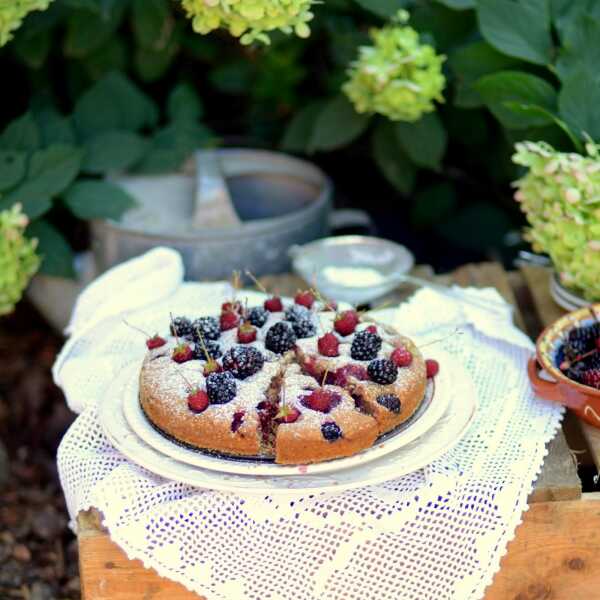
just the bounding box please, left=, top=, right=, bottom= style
left=222, top=300, right=242, bottom=314
left=367, top=358, right=398, bottom=384
left=191, top=317, right=220, bottom=342
left=391, top=346, right=413, bottom=367
left=231, top=410, right=245, bottom=433
left=334, top=310, right=359, bottom=336
left=206, top=371, right=236, bottom=404
left=376, top=393, right=401, bottom=413
left=295, top=290, right=315, bottom=308
left=192, top=341, right=222, bottom=361
left=188, top=390, right=209, bottom=413
left=321, top=421, right=342, bottom=441
left=247, top=306, right=268, bottom=327
left=276, top=405, right=301, bottom=423
left=220, top=310, right=240, bottom=331
left=285, top=304, right=311, bottom=323
left=265, top=321, right=297, bottom=354
left=264, top=296, right=283, bottom=312
left=237, top=322, right=257, bottom=344
left=222, top=346, right=264, bottom=379
left=146, top=335, right=166, bottom=350
left=301, top=389, right=341, bottom=413
left=351, top=330, right=382, bottom=360
left=333, top=364, right=368, bottom=386
left=203, top=358, right=222, bottom=377
left=425, top=359, right=439, bottom=378
left=302, top=356, right=320, bottom=379
left=172, top=343, right=193, bottom=363
left=582, top=369, right=600, bottom=389
left=318, top=332, right=340, bottom=357
left=365, top=325, right=377, bottom=334
left=170, top=316, right=193, bottom=338
left=293, top=319, right=316, bottom=339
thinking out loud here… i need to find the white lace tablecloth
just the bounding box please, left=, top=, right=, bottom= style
left=55, top=248, right=563, bottom=600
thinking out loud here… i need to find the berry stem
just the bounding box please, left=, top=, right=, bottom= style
left=417, top=327, right=463, bottom=350
left=169, top=312, right=180, bottom=345
left=122, top=319, right=151, bottom=339
left=244, top=269, right=268, bottom=294
left=560, top=347, right=599, bottom=370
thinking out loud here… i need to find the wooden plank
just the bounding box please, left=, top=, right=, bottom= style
left=77, top=501, right=600, bottom=600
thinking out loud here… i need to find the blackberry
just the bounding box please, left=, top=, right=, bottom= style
left=222, top=346, right=265, bottom=379
left=564, top=323, right=600, bottom=359
left=376, top=393, right=401, bottom=413
left=321, top=421, right=342, bottom=441
left=265, top=322, right=297, bottom=354
left=206, top=371, right=236, bottom=404
left=247, top=306, right=268, bottom=328
left=170, top=316, right=193, bottom=338
left=285, top=304, right=311, bottom=323
left=350, top=330, right=382, bottom=361
left=367, top=359, right=398, bottom=384
left=293, top=318, right=316, bottom=339
left=192, top=341, right=222, bottom=361
left=191, top=316, right=220, bottom=342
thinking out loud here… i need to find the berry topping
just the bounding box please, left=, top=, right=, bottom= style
left=276, top=405, right=301, bottom=423
left=192, top=340, right=222, bottom=361
left=220, top=310, right=240, bottom=331
left=376, top=393, right=401, bottom=413
left=285, top=304, right=311, bottom=323
left=564, top=323, right=600, bottom=360
left=301, top=388, right=341, bottom=413
left=222, top=300, right=242, bottom=314
left=188, top=390, right=209, bottom=413
left=425, top=359, right=439, bottom=378
left=582, top=369, right=600, bottom=389
left=265, top=321, right=297, bottom=354
left=231, top=410, right=245, bottom=433
left=333, top=364, right=368, bottom=386
left=334, top=310, right=359, bottom=336
left=293, top=319, right=316, bottom=339
left=237, top=322, right=257, bottom=344
left=247, top=306, right=269, bottom=328
left=264, top=296, right=283, bottom=312
left=365, top=325, right=377, bottom=334
left=367, top=359, right=398, bottom=384
left=295, top=290, right=315, bottom=308
left=203, top=359, right=222, bottom=377
left=170, top=316, right=193, bottom=338
left=391, top=346, right=413, bottom=367
left=206, top=371, right=236, bottom=404
left=321, top=421, right=342, bottom=441
left=222, top=346, right=265, bottom=379
left=172, top=343, right=193, bottom=363
left=350, top=330, right=382, bottom=360
left=146, top=335, right=166, bottom=350
left=302, top=356, right=320, bottom=379
left=318, top=332, right=340, bottom=357
left=191, top=317, right=221, bottom=342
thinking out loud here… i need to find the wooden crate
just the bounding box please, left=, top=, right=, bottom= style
left=78, top=263, right=600, bottom=600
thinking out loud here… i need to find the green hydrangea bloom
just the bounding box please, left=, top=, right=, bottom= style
left=181, top=0, right=314, bottom=45
left=513, top=141, right=600, bottom=300
left=0, top=0, right=53, bottom=47
left=343, top=14, right=446, bottom=122
left=0, top=203, right=40, bottom=316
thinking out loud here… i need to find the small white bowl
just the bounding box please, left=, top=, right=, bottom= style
left=289, top=235, right=414, bottom=305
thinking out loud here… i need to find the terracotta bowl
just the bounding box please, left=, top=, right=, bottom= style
left=529, top=304, right=600, bottom=428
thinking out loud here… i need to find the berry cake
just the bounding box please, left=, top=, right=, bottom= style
left=139, top=296, right=434, bottom=464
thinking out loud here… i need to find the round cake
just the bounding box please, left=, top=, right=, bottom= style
left=138, top=292, right=433, bottom=465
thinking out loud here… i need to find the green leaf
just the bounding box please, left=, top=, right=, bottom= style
left=280, top=101, right=324, bottom=153
left=3, top=145, right=83, bottom=219
left=26, top=220, right=75, bottom=279
left=209, top=62, right=254, bottom=95
left=551, top=0, right=600, bottom=40
left=34, top=108, right=76, bottom=146
left=0, top=151, right=26, bottom=192
left=558, top=71, right=600, bottom=141
left=477, top=0, right=553, bottom=65
left=411, top=183, right=457, bottom=229
left=82, top=131, right=147, bottom=174
left=132, top=0, right=171, bottom=48
left=474, top=71, right=557, bottom=129
left=353, top=0, right=407, bottom=18
left=395, top=113, right=447, bottom=170
left=435, top=0, right=475, bottom=9
left=63, top=180, right=136, bottom=220
left=83, top=38, right=127, bottom=80
left=308, top=95, right=370, bottom=153
left=449, top=41, right=522, bottom=108
left=411, top=3, right=475, bottom=52
left=167, top=83, right=203, bottom=123
left=12, top=29, right=51, bottom=69
left=0, top=113, right=40, bottom=152
left=555, top=15, right=600, bottom=83
left=372, top=122, right=416, bottom=195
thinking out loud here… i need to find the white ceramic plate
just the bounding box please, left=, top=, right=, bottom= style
left=123, top=348, right=454, bottom=476
left=99, top=357, right=477, bottom=495
left=550, top=272, right=589, bottom=311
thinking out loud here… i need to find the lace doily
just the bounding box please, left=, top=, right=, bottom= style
left=55, top=248, right=563, bottom=600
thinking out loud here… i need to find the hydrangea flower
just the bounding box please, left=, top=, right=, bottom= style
left=180, top=0, right=314, bottom=45
left=0, top=0, right=53, bottom=47
left=0, top=203, right=40, bottom=316
left=343, top=12, right=446, bottom=122
left=513, top=141, right=600, bottom=300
